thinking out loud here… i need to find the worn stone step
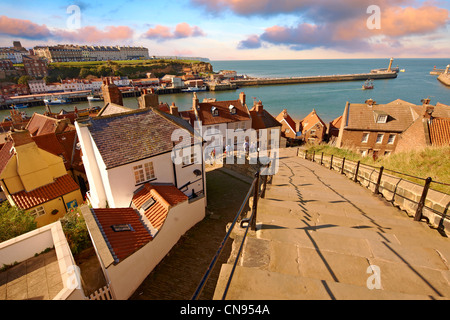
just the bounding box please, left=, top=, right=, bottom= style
left=213, top=264, right=442, bottom=300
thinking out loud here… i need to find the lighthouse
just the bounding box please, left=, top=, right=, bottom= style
left=387, top=58, right=394, bottom=72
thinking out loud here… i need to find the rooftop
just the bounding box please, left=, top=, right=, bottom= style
left=11, top=174, right=80, bottom=210
left=90, top=208, right=153, bottom=264
left=132, top=183, right=188, bottom=231
left=81, top=108, right=196, bottom=169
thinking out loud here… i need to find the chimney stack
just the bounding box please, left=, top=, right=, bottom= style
left=170, top=102, right=179, bottom=117
left=365, top=99, right=375, bottom=107
left=192, top=92, right=199, bottom=110
left=239, top=92, right=246, bottom=106
left=139, top=88, right=159, bottom=109
left=101, top=77, right=123, bottom=106
left=255, top=100, right=263, bottom=113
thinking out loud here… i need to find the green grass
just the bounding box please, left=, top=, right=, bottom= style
left=304, top=144, right=450, bottom=194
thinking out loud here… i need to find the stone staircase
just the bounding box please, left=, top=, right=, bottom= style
left=213, top=148, right=450, bottom=300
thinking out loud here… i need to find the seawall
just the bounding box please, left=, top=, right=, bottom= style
left=438, top=73, right=450, bottom=87
left=231, top=71, right=397, bottom=87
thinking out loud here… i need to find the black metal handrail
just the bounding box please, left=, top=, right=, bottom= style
left=303, top=149, right=450, bottom=187
left=301, top=149, right=449, bottom=223
left=192, top=165, right=271, bottom=300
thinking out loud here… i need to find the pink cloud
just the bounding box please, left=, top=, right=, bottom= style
left=54, top=26, right=134, bottom=43
left=0, top=15, right=51, bottom=39
left=144, top=23, right=206, bottom=41
left=237, top=2, right=449, bottom=53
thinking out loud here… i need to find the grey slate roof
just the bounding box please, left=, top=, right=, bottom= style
left=83, top=108, right=196, bottom=169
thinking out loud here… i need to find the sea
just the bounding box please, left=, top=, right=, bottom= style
left=4, top=58, right=450, bottom=124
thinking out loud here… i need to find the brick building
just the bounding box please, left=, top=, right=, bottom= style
left=335, top=98, right=450, bottom=157
left=22, top=55, right=48, bottom=78
left=396, top=101, right=450, bottom=152
left=298, top=109, right=327, bottom=144
left=276, top=109, right=298, bottom=140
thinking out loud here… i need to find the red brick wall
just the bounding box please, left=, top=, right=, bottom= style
left=340, top=129, right=399, bottom=156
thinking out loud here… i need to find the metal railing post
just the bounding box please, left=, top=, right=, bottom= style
left=312, top=150, right=315, bottom=162
left=414, top=177, right=432, bottom=221
left=330, top=154, right=333, bottom=170
left=341, top=157, right=346, bottom=174
left=320, top=152, right=323, bottom=165
left=374, top=166, right=384, bottom=195
left=251, top=171, right=260, bottom=231
left=354, top=160, right=360, bottom=182
left=304, top=150, right=308, bottom=160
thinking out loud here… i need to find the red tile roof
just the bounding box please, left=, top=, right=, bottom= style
left=0, top=140, right=14, bottom=176
left=276, top=109, right=297, bottom=133
left=429, top=118, right=450, bottom=146
left=249, top=103, right=282, bottom=130
left=132, top=183, right=187, bottom=231
left=299, top=109, right=327, bottom=134
left=91, top=208, right=152, bottom=263
left=11, top=174, right=80, bottom=210
left=195, top=99, right=251, bottom=126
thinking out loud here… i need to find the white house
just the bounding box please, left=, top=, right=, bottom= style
left=181, top=92, right=253, bottom=157
left=75, top=107, right=206, bottom=209
left=75, top=106, right=207, bottom=300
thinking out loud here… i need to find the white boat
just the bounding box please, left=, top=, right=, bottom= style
left=400, top=69, right=405, bottom=72
left=181, top=85, right=207, bottom=92
left=87, top=95, right=103, bottom=102
left=44, top=97, right=68, bottom=105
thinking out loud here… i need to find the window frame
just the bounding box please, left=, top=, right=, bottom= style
left=29, top=206, right=46, bottom=218
left=387, top=134, right=396, bottom=144
left=133, top=161, right=156, bottom=185
left=375, top=134, right=384, bottom=144
left=361, top=132, right=370, bottom=143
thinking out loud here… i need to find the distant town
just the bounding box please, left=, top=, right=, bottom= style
left=0, top=40, right=449, bottom=301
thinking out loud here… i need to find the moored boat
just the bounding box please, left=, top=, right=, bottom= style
left=44, top=97, right=68, bottom=105
left=362, top=79, right=374, bottom=90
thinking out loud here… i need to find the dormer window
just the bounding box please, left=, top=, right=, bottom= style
left=211, top=106, right=219, bottom=116
left=377, top=114, right=388, bottom=123
left=373, top=110, right=388, bottom=124
left=229, top=105, right=236, bottom=114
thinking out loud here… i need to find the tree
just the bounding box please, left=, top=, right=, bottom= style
left=17, top=75, right=32, bottom=86
left=0, top=202, right=37, bottom=242
left=60, top=207, right=92, bottom=255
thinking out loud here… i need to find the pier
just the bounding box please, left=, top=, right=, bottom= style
left=231, top=71, right=397, bottom=87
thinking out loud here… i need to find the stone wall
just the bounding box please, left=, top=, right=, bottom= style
left=307, top=152, right=450, bottom=236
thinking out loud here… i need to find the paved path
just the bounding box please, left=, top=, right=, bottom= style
left=214, top=148, right=450, bottom=300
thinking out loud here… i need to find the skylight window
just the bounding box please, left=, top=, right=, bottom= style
left=377, top=115, right=388, bottom=123
left=141, top=198, right=156, bottom=211
left=229, top=105, right=236, bottom=114
left=211, top=106, right=219, bottom=116
left=111, top=224, right=134, bottom=232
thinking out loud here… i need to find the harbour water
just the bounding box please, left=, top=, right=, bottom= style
left=3, top=58, right=449, bottom=123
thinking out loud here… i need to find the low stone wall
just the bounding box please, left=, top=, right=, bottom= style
left=308, top=153, right=449, bottom=236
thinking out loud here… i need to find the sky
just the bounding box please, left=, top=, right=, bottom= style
left=0, top=0, right=449, bottom=60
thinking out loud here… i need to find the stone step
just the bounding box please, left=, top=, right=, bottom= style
left=216, top=236, right=450, bottom=299
left=213, top=264, right=444, bottom=300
